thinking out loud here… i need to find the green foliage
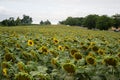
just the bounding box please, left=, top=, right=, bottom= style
left=40, top=20, right=51, bottom=25
left=21, top=15, right=32, bottom=25
left=59, top=14, right=120, bottom=30
left=83, top=14, right=99, bottom=29
left=112, top=14, right=120, bottom=28
left=0, top=15, right=32, bottom=26
left=96, top=15, right=112, bottom=30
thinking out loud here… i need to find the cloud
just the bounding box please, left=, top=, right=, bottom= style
left=0, top=0, right=120, bottom=24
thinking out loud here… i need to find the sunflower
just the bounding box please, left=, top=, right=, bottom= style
left=49, top=50, right=59, bottom=57
left=80, top=42, right=84, bottom=46
left=27, top=40, right=34, bottom=46
left=81, top=46, right=88, bottom=50
left=117, top=53, right=120, bottom=58
left=17, top=61, right=25, bottom=72
left=88, top=52, right=95, bottom=57
left=62, top=63, right=76, bottom=73
left=39, top=46, right=48, bottom=54
left=1, top=61, right=11, bottom=68
left=86, top=56, right=96, bottom=65
left=53, top=38, right=59, bottom=44
left=73, top=53, right=82, bottom=61
left=90, top=42, right=96, bottom=46
left=103, top=57, right=117, bottom=67
left=2, top=68, right=7, bottom=76
left=92, top=46, right=99, bottom=52
left=97, top=49, right=105, bottom=55
left=70, top=49, right=78, bottom=57
left=58, top=45, right=64, bottom=51
left=4, top=53, right=15, bottom=62
left=64, top=45, right=69, bottom=50
left=51, top=58, right=57, bottom=65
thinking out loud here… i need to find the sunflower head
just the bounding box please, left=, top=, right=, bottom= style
left=2, top=68, right=7, bottom=76
left=104, top=57, right=117, bottom=67
left=4, top=53, right=15, bottom=62
left=80, top=42, right=84, bottom=46
left=28, top=40, right=34, bottom=46
left=86, top=56, right=96, bottom=65
left=39, top=46, right=48, bottom=54
left=58, top=45, right=64, bottom=51
left=88, top=52, right=95, bottom=57
left=97, top=49, right=105, bottom=55
left=1, top=61, right=11, bottom=68
left=53, top=38, right=59, bottom=44
left=81, top=46, right=88, bottom=50
left=17, top=61, right=25, bottom=72
left=49, top=50, right=59, bottom=57
left=15, top=72, right=33, bottom=80
left=30, top=50, right=37, bottom=57
left=117, top=53, right=120, bottom=58
left=51, top=58, right=57, bottom=65
left=92, top=46, right=99, bottom=52
left=62, top=63, right=76, bottom=73
left=73, top=53, right=82, bottom=61
left=90, top=42, right=96, bottom=46
left=64, top=45, right=69, bottom=50
left=70, top=49, right=78, bottom=57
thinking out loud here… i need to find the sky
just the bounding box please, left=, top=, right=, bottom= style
left=0, top=0, right=120, bottom=24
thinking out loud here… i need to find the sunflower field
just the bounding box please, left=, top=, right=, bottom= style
left=0, top=25, right=120, bottom=80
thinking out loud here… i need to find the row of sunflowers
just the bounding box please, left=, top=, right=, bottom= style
left=0, top=25, right=120, bottom=80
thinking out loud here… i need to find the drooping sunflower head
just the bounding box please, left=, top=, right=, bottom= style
left=103, top=57, right=118, bottom=67
left=1, top=61, right=11, bottom=68
left=49, top=50, right=59, bottom=58
left=27, top=40, right=34, bottom=46
left=97, top=49, right=105, bottom=55
left=73, top=53, right=82, bottom=61
left=30, top=50, right=37, bottom=57
left=80, top=42, right=84, bottom=46
left=81, top=46, right=88, bottom=50
left=4, top=53, right=15, bottom=62
left=51, top=58, right=57, bottom=65
left=86, top=56, right=96, bottom=65
left=117, top=52, right=120, bottom=58
left=62, top=63, right=76, bottom=73
left=92, top=46, right=99, bottom=52
left=90, top=42, right=96, bottom=46
left=15, top=72, right=33, bottom=80
left=64, top=45, right=69, bottom=50
left=70, top=49, right=78, bottom=57
left=17, top=61, right=25, bottom=72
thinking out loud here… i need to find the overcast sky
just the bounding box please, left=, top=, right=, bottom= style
left=0, top=0, right=120, bottom=24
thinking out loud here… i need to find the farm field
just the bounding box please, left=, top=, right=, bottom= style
left=0, top=25, right=120, bottom=80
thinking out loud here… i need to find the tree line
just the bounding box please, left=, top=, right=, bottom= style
left=0, top=15, right=51, bottom=26
left=0, top=15, right=32, bottom=26
left=59, top=14, right=120, bottom=30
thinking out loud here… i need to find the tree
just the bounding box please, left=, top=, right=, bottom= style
left=96, top=15, right=112, bottom=30
left=44, top=20, right=51, bottom=25
left=21, top=15, right=32, bottom=25
left=40, top=20, right=51, bottom=25
left=112, top=14, right=120, bottom=28
left=40, top=20, right=44, bottom=25
left=83, top=14, right=99, bottom=29
left=16, top=17, right=21, bottom=25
